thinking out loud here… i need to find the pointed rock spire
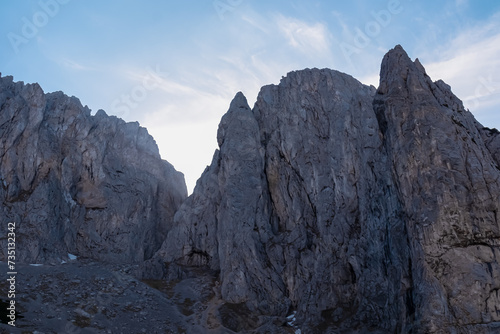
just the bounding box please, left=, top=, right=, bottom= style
left=377, top=44, right=429, bottom=96
left=229, top=91, right=250, bottom=111
left=217, top=91, right=253, bottom=147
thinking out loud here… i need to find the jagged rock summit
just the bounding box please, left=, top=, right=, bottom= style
left=149, top=45, right=500, bottom=333
left=0, top=75, right=187, bottom=264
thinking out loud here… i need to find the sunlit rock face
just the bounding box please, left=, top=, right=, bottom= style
left=0, top=74, right=187, bottom=264
left=153, top=46, right=500, bottom=333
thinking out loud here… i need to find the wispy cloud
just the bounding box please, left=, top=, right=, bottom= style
left=455, top=0, right=468, bottom=10
left=241, top=14, right=270, bottom=34
left=424, top=17, right=499, bottom=85
left=422, top=12, right=500, bottom=125
left=60, top=58, right=96, bottom=71
left=275, top=14, right=332, bottom=58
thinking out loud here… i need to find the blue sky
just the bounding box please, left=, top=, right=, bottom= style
left=1, top=0, right=500, bottom=193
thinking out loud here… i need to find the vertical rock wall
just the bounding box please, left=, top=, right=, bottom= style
left=154, top=46, right=500, bottom=332
left=0, top=74, right=187, bottom=264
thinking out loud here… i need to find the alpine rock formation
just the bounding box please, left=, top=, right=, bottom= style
left=1, top=45, right=499, bottom=333
left=148, top=45, right=500, bottom=333
left=0, top=75, right=187, bottom=264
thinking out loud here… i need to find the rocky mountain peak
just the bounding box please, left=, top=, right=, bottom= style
left=229, top=91, right=250, bottom=110
left=0, top=74, right=187, bottom=264
left=147, top=45, right=500, bottom=332
left=216, top=91, right=254, bottom=148
left=377, top=44, right=428, bottom=96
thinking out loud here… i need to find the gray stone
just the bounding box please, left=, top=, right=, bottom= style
left=2, top=44, right=500, bottom=333
left=0, top=75, right=187, bottom=264
left=479, top=126, right=500, bottom=168
left=151, top=45, right=500, bottom=332
left=373, top=45, right=500, bottom=333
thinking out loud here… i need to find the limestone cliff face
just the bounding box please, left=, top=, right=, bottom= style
left=373, top=46, right=500, bottom=332
left=0, top=74, right=187, bottom=264
left=153, top=46, right=500, bottom=332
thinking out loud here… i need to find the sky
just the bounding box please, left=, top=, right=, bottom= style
left=1, top=0, right=499, bottom=193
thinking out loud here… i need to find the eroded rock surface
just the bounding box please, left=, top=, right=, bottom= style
left=151, top=46, right=500, bottom=333
left=0, top=75, right=187, bottom=264
left=373, top=45, right=500, bottom=333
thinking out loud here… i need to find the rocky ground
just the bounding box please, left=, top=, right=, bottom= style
left=0, top=259, right=294, bottom=334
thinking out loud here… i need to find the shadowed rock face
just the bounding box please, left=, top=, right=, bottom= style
left=0, top=75, right=187, bottom=264
left=152, top=46, right=500, bottom=332
left=373, top=45, right=500, bottom=332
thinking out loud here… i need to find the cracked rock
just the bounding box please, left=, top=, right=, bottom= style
left=149, top=45, right=500, bottom=333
